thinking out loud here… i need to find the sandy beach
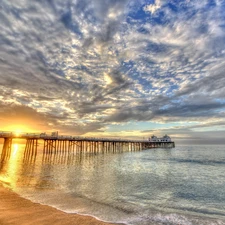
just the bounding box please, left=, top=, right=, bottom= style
left=0, top=184, right=118, bottom=225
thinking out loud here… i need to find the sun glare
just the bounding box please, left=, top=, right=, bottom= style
left=12, top=144, right=19, bottom=157
left=14, top=129, right=22, bottom=137
left=3, top=125, right=34, bottom=135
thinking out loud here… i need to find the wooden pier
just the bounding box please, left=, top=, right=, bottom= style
left=0, top=131, right=175, bottom=159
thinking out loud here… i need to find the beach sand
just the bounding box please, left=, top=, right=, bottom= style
left=0, top=184, right=119, bottom=225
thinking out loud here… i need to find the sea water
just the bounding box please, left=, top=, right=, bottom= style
left=0, top=144, right=225, bottom=225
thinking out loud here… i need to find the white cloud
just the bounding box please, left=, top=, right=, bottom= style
left=143, top=0, right=162, bottom=14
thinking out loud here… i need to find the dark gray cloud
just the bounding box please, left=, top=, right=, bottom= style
left=0, top=103, right=51, bottom=129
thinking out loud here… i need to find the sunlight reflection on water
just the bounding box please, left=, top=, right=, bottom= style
left=0, top=143, right=225, bottom=225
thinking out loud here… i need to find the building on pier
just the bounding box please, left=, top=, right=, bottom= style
left=149, top=135, right=171, bottom=142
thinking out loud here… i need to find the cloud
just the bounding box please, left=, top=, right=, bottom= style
left=143, top=0, right=162, bottom=14
left=0, top=102, right=51, bottom=130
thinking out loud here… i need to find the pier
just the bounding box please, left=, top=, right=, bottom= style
left=0, top=131, right=175, bottom=159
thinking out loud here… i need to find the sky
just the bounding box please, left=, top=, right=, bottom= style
left=0, top=0, right=225, bottom=145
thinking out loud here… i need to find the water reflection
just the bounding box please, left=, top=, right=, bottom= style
left=0, top=144, right=23, bottom=187
left=0, top=142, right=114, bottom=190
left=1, top=143, right=225, bottom=224
left=42, top=150, right=100, bottom=166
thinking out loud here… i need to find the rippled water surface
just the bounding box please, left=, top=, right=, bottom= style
left=0, top=144, right=225, bottom=224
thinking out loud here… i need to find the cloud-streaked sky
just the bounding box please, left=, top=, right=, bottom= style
left=1, top=0, right=225, bottom=144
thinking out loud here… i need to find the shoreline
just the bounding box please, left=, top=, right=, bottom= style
left=0, top=183, right=121, bottom=225
left=1, top=185, right=225, bottom=225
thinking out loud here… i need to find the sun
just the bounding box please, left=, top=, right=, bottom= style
left=3, top=124, right=34, bottom=136
left=14, top=129, right=23, bottom=137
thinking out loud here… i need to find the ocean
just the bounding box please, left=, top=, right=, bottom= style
left=0, top=143, right=225, bottom=225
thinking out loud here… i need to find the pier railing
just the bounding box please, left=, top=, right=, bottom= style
left=0, top=131, right=155, bottom=143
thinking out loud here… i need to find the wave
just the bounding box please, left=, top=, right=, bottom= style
left=13, top=186, right=225, bottom=225
left=171, top=158, right=225, bottom=166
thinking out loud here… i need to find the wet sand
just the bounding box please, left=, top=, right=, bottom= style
left=0, top=184, right=119, bottom=225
